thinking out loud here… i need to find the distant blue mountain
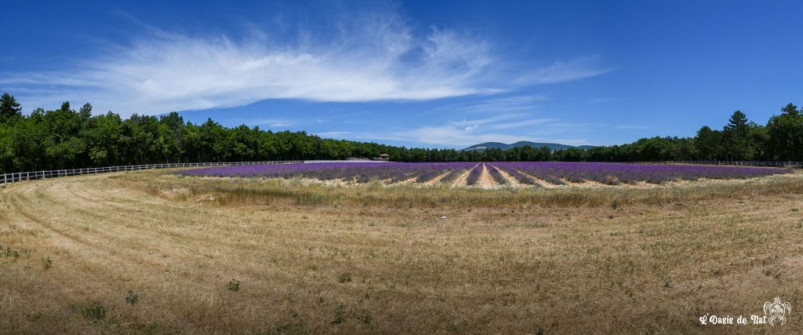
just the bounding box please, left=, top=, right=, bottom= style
left=461, top=141, right=595, bottom=152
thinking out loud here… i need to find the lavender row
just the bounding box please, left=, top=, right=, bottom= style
left=466, top=164, right=483, bottom=186
left=497, top=166, right=538, bottom=185
left=439, top=168, right=467, bottom=183
left=486, top=164, right=508, bottom=185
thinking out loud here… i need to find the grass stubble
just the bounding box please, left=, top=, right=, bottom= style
left=0, top=169, right=801, bottom=334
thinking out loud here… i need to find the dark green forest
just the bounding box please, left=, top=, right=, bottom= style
left=0, top=92, right=801, bottom=173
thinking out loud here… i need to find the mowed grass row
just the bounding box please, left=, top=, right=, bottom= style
left=0, top=169, right=801, bottom=334
left=151, top=169, right=801, bottom=209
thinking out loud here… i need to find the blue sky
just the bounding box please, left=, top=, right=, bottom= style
left=2, top=0, right=801, bottom=148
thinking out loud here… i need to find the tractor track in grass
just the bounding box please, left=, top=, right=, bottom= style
left=5, top=182, right=187, bottom=272
left=3, top=174, right=444, bottom=286
left=0, top=176, right=319, bottom=305
left=57, top=178, right=328, bottom=252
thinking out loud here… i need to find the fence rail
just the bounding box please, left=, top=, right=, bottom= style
left=1, top=161, right=302, bottom=185
left=641, top=160, right=802, bottom=168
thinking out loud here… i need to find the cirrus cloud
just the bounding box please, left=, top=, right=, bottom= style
left=2, top=7, right=607, bottom=116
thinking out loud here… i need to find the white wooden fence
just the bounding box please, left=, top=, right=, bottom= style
left=1, top=161, right=302, bottom=185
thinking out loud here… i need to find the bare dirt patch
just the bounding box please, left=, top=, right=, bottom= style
left=422, top=171, right=451, bottom=186
left=578, top=179, right=612, bottom=188
left=475, top=163, right=496, bottom=189
left=393, top=176, right=418, bottom=186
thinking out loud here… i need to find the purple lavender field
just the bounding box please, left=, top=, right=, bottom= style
left=180, top=162, right=476, bottom=183
left=492, top=162, right=792, bottom=185
left=179, top=161, right=791, bottom=186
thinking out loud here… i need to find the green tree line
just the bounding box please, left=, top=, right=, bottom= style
left=1, top=93, right=801, bottom=173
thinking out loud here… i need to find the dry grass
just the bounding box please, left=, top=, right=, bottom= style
left=0, top=169, right=801, bottom=334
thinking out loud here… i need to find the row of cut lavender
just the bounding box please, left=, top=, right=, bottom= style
left=179, top=162, right=791, bottom=185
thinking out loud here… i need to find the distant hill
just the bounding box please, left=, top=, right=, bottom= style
left=461, top=141, right=595, bottom=152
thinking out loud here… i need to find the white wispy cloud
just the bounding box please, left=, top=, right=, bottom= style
left=589, top=97, right=617, bottom=103
left=489, top=118, right=556, bottom=130
left=316, top=131, right=353, bottom=138
left=2, top=7, right=607, bottom=116
left=590, top=97, right=637, bottom=103
left=434, top=94, right=551, bottom=114
left=246, top=119, right=296, bottom=128
left=513, top=57, right=611, bottom=86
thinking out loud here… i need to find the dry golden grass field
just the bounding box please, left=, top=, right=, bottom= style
left=1, top=168, right=802, bottom=334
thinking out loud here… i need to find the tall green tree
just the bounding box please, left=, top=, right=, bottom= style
left=79, top=103, right=93, bottom=123
left=766, top=103, right=803, bottom=160
left=84, top=112, right=122, bottom=166
left=0, top=93, right=22, bottom=121
left=747, top=122, right=769, bottom=160
left=723, top=110, right=752, bottom=160
left=694, top=126, right=723, bottom=160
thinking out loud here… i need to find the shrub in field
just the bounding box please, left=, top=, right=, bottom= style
left=42, top=257, right=52, bottom=271
left=82, top=301, right=106, bottom=321
left=2, top=246, right=30, bottom=260
left=337, top=272, right=352, bottom=283
left=331, top=304, right=346, bottom=325
left=228, top=279, right=240, bottom=292
left=125, top=290, right=139, bottom=305
left=357, top=311, right=372, bottom=324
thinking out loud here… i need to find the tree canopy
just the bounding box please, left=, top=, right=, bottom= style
left=0, top=93, right=22, bottom=121
left=0, top=92, right=801, bottom=173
